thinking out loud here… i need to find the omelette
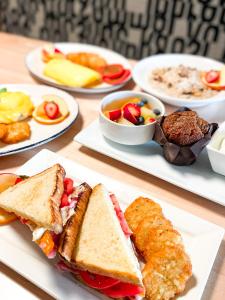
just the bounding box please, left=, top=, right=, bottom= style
left=0, top=91, right=34, bottom=124
left=43, top=59, right=102, bottom=88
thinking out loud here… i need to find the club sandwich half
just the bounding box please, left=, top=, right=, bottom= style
left=58, top=183, right=144, bottom=299
left=0, top=164, right=92, bottom=258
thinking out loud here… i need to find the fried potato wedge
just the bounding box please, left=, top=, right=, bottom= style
left=143, top=246, right=192, bottom=300
left=2, top=122, right=30, bottom=144
left=134, top=215, right=172, bottom=256
left=144, top=227, right=183, bottom=260
left=124, top=197, right=163, bottom=232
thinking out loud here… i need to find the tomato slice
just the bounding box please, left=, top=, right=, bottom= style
left=102, top=282, right=144, bottom=298
left=98, top=64, right=125, bottom=79
left=64, top=178, right=74, bottom=195
left=103, top=69, right=131, bottom=85
left=205, top=70, right=220, bottom=83
left=78, top=270, right=120, bottom=290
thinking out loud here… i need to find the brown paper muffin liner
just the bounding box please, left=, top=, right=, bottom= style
left=153, top=107, right=218, bottom=166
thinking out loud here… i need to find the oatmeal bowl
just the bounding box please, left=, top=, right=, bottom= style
left=133, top=54, right=225, bottom=108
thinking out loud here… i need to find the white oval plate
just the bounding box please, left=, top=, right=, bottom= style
left=133, top=54, right=225, bottom=107
left=26, top=43, right=132, bottom=94
left=0, top=84, right=78, bottom=156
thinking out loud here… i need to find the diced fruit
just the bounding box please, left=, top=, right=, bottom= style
left=123, top=103, right=141, bottom=124
left=153, top=108, right=161, bottom=116
left=60, top=193, right=70, bottom=208
left=142, top=99, right=148, bottom=104
left=103, top=69, right=131, bottom=85
left=64, top=178, right=74, bottom=195
left=145, top=117, right=156, bottom=125
left=98, top=64, right=125, bottom=79
left=44, top=101, right=59, bottom=119
left=37, top=231, right=55, bottom=256
left=137, top=101, right=145, bottom=107
left=205, top=70, right=220, bottom=83
left=137, top=116, right=145, bottom=125
left=141, top=106, right=156, bottom=121
left=102, top=282, right=144, bottom=298
left=78, top=270, right=120, bottom=290
left=107, top=109, right=122, bottom=121
left=117, top=117, right=134, bottom=126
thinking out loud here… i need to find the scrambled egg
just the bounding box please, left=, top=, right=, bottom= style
left=0, top=91, right=34, bottom=124
left=44, top=59, right=101, bottom=88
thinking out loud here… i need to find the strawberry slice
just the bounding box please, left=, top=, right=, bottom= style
left=108, top=109, right=121, bottom=121
left=44, top=101, right=59, bottom=119
left=123, top=103, right=141, bottom=124
left=205, top=70, right=220, bottom=83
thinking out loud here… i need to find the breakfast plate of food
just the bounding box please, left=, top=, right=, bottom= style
left=75, top=90, right=225, bottom=206
left=26, top=43, right=132, bottom=94
left=132, top=54, right=225, bottom=107
left=0, top=84, right=78, bottom=156
left=0, top=149, right=223, bottom=300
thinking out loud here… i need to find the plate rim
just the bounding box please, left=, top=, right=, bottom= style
left=25, top=42, right=132, bottom=94
left=0, top=84, right=79, bottom=156
left=132, top=53, right=225, bottom=107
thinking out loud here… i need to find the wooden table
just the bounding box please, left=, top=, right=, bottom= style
left=0, top=32, right=224, bottom=300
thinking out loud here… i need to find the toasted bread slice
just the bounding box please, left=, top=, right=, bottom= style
left=0, top=164, right=65, bottom=233
left=58, top=182, right=92, bottom=261
left=73, top=184, right=143, bottom=287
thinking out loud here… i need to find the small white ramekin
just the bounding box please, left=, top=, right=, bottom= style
left=99, top=91, right=165, bottom=145
left=207, top=121, right=225, bottom=176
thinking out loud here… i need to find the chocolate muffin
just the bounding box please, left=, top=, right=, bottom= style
left=162, top=111, right=209, bottom=146
left=153, top=107, right=218, bottom=166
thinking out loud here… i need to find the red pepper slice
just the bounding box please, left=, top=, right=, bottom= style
left=205, top=70, right=220, bottom=83
left=103, top=69, right=131, bottom=85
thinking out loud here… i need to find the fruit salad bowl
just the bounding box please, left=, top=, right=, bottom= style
left=99, top=91, right=165, bottom=145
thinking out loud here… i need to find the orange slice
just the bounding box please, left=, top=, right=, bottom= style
left=33, top=94, right=69, bottom=125
left=201, top=66, right=225, bottom=90
left=0, top=173, right=19, bottom=225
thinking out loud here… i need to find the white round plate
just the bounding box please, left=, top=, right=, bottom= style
left=26, top=43, right=132, bottom=94
left=132, top=54, right=225, bottom=107
left=0, top=84, right=78, bottom=156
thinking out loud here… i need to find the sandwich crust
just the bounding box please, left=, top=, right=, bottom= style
left=58, top=182, right=92, bottom=261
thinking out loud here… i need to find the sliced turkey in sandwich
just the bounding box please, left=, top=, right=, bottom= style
left=0, top=164, right=92, bottom=258
left=58, top=183, right=144, bottom=299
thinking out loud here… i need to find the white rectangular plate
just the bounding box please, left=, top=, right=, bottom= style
left=75, top=120, right=225, bottom=206
left=0, top=149, right=224, bottom=300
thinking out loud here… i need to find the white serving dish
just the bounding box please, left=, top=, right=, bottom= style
left=132, top=54, right=225, bottom=107
left=207, top=121, right=225, bottom=176
left=0, top=149, right=224, bottom=300
left=0, top=84, right=78, bottom=156
left=26, top=43, right=132, bottom=94
left=99, top=91, right=165, bottom=145
left=75, top=116, right=225, bottom=207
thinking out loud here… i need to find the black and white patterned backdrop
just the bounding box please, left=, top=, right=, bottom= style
left=0, top=0, right=225, bottom=61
